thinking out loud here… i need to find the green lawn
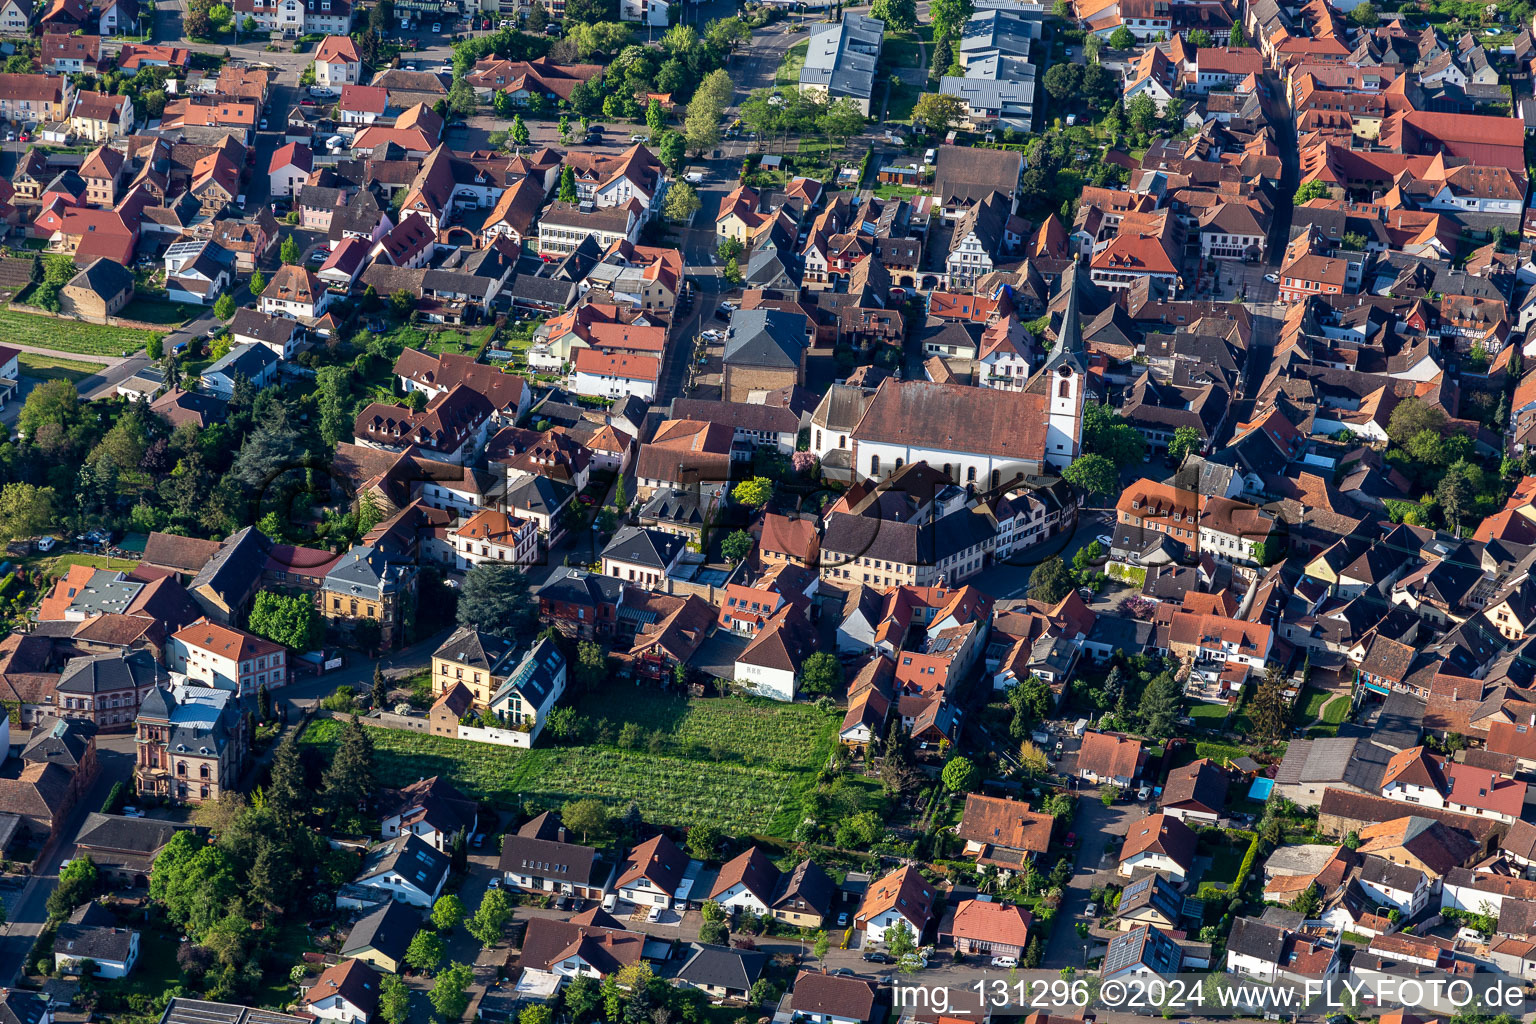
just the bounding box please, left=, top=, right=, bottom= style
left=776, top=39, right=809, bottom=88
left=119, top=298, right=192, bottom=326
left=1187, top=702, right=1230, bottom=723
left=1194, top=740, right=1251, bottom=765
left=884, top=34, right=923, bottom=69
left=1294, top=686, right=1330, bottom=722
left=45, top=553, right=142, bottom=578
left=424, top=324, right=497, bottom=357
left=0, top=309, right=152, bottom=356
left=1322, top=693, right=1351, bottom=725
left=18, top=352, right=105, bottom=384
left=886, top=80, right=919, bottom=123
left=303, top=688, right=842, bottom=837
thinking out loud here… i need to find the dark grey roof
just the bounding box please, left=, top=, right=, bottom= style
left=0, top=991, right=50, bottom=1024
left=190, top=525, right=271, bottom=609
left=772, top=858, right=836, bottom=917
left=671, top=398, right=800, bottom=434
left=433, top=625, right=514, bottom=674
left=230, top=308, right=302, bottom=346
left=158, top=999, right=309, bottom=1024
left=1227, top=917, right=1288, bottom=964
left=357, top=833, right=450, bottom=896
left=1360, top=854, right=1424, bottom=892
left=54, top=901, right=136, bottom=962
left=58, top=649, right=161, bottom=696
left=799, top=12, right=883, bottom=101
left=21, top=715, right=96, bottom=769
left=509, top=274, right=579, bottom=307
left=504, top=474, right=575, bottom=518
left=69, top=257, right=135, bottom=298
left=325, top=544, right=411, bottom=598
left=1116, top=871, right=1183, bottom=924
left=536, top=566, right=626, bottom=607
left=341, top=899, right=422, bottom=962
left=601, top=525, right=686, bottom=572
left=203, top=342, right=278, bottom=385
left=723, top=308, right=808, bottom=370
left=74, top=811, right=194, bottom=857
left=498, top=810, right=607, bottom=888
left=678, top=943, right=769, bottom=992
left=491, top=636, right=564, bottom=708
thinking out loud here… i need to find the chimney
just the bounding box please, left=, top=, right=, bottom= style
left=558, top=825, right=567, bottom=843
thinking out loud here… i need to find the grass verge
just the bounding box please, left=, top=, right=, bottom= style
left=19, top=352, right=106, bottom=384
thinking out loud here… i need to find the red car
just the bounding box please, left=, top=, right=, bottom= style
left=578, top=494, right=598, bottom=506
left=1065, top=833, right=1077, bottom=848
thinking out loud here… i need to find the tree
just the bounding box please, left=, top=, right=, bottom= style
left=429, top=962, right=474, bottom=1022
left=1007, top=676, right=1053, bottom=737
left=521, top=1007, right=553, bottom=1024
left=1100, top=786, right=1120, bottom=807
left=663, top=181, right=702, bottom=224
left=466, top=886, right=514, bottom=946
left=886, top=919, right=917, bottom=958
left=184, top=4, right=212, bottom=36
left=247, top=590, right=321, bottom=650
left=47, top=856, right=98, bottom=919
left=391, top=289, right=415, bottom=317
left=911, top=92, right=967, bottom=135
left=1139, top=670, right=1181, bottom=737
left=646, top=98, right=666, bottom=141
left=1063, top=453, right=1118, bottom=500
left=1108, top=24, right=1136, bottom=48
left=686, top=824, right=722, bottom=860
left=266, top=733, right=309, bottom=819
left=930, top=0, right=974, bottom=40
left=870, top=0, right=917, bottom=29
left=563, top=798, right=611, bottom=843
left=1349, top=0, right=1379, bottom=24
left=698, top=919, right=729, bottom=944
left=321, top=715, right=375, bottom=824
left=1082, top=403, right=1147, bottom=467
left=930, top=35, right=954, bottom=81
left=212, top=293, right=236, bottom=321
left=1290, top=881, right=1323, bottom=917
left=684, top=96, right=723, bottom=155
left=1437, top=463, right=1474, bottom=536
left=510, top=114, right=530, bottom=150
left=801, top=651, right=842, bottom=696
left=1186, top=27, right=1211, bottom=45
left=1293, top=180, right=1330, bottom=204
left=942, top=756, right=980, bottom=793
left=565, top=974, right=601, bottom=1022
left=1387, top=397, right=1449, bottom=446
left=721, top=529, right=754, bottom=564
left=456, top=563, right=537, bottom=638
left=1229, top=24, right=1245, bottom=45
left=0, top=482, right=57, bottom=541
left=1249, top=664, right=1290, bottom=744
left=432, top=894, right=466, bottom=933
left=146, top=333, right=164, bottom=360
left=372, top=664, right=389, bottom=710
left=406, top=929, right=444, bottom=974
left=658, top=130, right=687, bottom=171
left=574, top=640, right=608, bottom=694
left=1043, top=62, right=1084, bottom=102
left=1167, top=426, right=1202, bottom=463
left=1028, top=556, right=1073, bottom=604
left=558, top=165, right=578, bottom=204
left=732, top=477, right=774, bottom=508
left=380, top=975, right=411, bottom=1024
left=257, top=684, right=273, bottom=720
left=723, top=256, right=743, bottom=285
left=280, top=234, right=301, bottom=265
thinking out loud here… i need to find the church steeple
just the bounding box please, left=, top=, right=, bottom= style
left=1046, top=261, right=1089, bottom=375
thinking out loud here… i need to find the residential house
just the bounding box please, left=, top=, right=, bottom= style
left=855, top=865, right=935, bottom=944
left=60, top=258, right=133, bottom=323
left=132, top=683, right=248, bottom=804
left=166, top=619, right=286, bottom=698
left=499, top=810, right=615, bottom=897
left=1118, top=813, right=1199, bottom=881
left=615, top=833, right=691, bottom=908
left=340, top=833, right=450, bottom=908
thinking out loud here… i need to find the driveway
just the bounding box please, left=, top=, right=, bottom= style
left=1041, top=793, right=1154, bottom=970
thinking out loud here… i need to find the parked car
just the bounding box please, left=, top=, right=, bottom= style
left=431, top=21, right=441, bottom=31
left=1096, top=533, right=1113, bottom=546
left=862, top=952, right=892, bottom=964
left=991, top=956, right=1018, bottom=968
left=1065, top=833, right=1077, bottom=848
left=630, top=133, right=646, bottom=143
left=1263, top=273, right=1278, bottom=283
left=646, top=906, right=662, bottom=923
left=602, top=893, right=618, bottom=911
left=836, top=911, right=849, bottom=926
left=830, top=968, right=856, bottom=977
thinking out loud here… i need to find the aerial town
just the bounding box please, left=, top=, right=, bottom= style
left=0, top=0, right=1534, bottom=1017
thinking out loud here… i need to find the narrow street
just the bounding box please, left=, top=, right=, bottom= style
left=0, top=731, right=138, bottom=988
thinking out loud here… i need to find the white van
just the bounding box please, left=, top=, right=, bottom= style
left=601, top=892, right=617, bottom=912
left=924, top=148, right=936, bottom=164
